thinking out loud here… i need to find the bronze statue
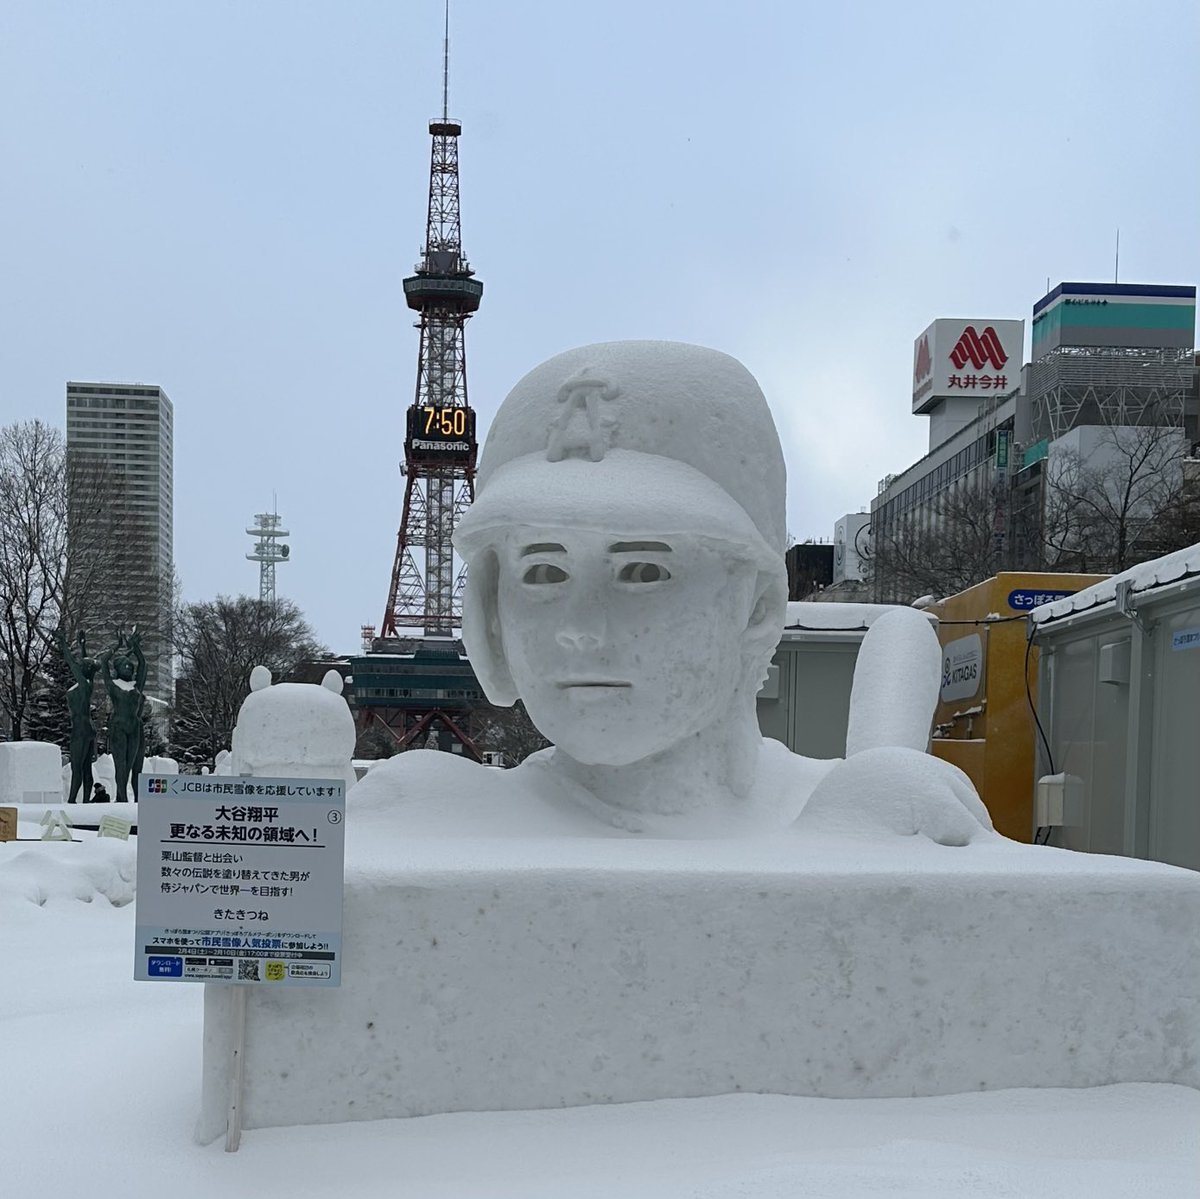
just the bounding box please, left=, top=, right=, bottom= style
left=56, top=628, right=97, bottom=804
left=100, top=628, right=146, bottom=802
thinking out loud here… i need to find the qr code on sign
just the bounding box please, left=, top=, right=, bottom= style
left=238, top=959, right=260, bottom=982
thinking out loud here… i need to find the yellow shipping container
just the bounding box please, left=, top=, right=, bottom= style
left=929, top=572, right=1106, bottom=841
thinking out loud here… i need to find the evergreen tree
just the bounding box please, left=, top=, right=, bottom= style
left=22, top=652, right=75, bottom=749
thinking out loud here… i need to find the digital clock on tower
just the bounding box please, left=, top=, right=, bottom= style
left=406, top=406, right=477, bottom=454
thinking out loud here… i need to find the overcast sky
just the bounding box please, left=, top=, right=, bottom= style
left=2, top=0, right=1198, bottom=652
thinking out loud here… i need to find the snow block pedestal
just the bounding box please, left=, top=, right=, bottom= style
left=196, top=835, right=1200, bottom=1141
left=0, top=741, right=63, bottom=804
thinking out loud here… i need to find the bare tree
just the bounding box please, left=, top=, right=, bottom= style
left=171, top=595, right=329, bottom=768
left=866, top=478, right=1006, bottom=603
left=868, top=413, right=1197, bottom=604
left=0, top=420, right=131, bottom=739
left=1041, top=419, right=1191, bottom=573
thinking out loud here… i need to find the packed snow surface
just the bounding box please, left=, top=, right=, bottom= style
left=3, top=831, right=1197, bottom=1197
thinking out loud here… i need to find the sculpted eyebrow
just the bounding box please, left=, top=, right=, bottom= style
left=520, top=543, right=567, bottom=556
left=608, top=541, right=673, bottom=553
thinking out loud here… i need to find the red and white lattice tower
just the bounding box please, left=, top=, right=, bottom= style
left=379, top=12, right=481, bottom=639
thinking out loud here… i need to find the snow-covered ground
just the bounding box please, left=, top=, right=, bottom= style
left=3, top=824, right=1197, bottom=1198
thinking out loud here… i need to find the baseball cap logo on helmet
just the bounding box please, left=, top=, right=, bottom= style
left=547, top=369, right=622, bottom=463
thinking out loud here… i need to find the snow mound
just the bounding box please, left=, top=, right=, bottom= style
left=0, top=837, right=136, bottom=908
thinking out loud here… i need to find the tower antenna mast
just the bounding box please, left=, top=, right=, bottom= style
left=442, top=0, right=450, bottom=122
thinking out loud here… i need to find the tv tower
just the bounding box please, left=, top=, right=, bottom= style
left=378, top=2, right=481, bottom=639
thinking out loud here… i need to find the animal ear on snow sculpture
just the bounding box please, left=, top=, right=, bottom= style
left=249, top=665, right=272, bottom=692
left=462, top=547, right=519, bottom=707
left=321, top=669, right=344, bottom=695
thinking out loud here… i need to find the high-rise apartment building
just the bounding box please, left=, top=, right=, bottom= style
left=65, top=382, right=174, bottom=701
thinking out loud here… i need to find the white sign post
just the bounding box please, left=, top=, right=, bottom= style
left=134, top=773, right=346, bottom=1152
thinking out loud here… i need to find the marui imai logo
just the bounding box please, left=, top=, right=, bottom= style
left=949, top=325, right=1008, bottom=371
left=945, top=325, right=1010, bottom=392
left=913, top=335, right=932, bottom=383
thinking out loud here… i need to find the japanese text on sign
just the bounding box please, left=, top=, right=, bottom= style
left=134, top=774, right=345, bottom=987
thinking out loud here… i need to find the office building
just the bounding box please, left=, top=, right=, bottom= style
left=66, top=381, right=174, bottom=701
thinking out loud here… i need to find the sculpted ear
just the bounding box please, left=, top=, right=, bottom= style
left=744, top=565, right=787, bottom=654
left=462, top=548, right=520, bottom=707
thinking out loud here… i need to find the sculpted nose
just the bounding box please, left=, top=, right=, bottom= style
left=555, top=628, right=603, bottom=651
left=555, top=601, right=606, bottom=651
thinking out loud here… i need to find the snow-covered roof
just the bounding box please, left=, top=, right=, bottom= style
left=783, top=602, right=936, bottom=633
left=1032, top=541, right=1200, bottom=626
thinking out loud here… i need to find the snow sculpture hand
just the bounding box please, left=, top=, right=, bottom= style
left=229, top=666, right=357, bottom=791
left=793, top=609, right=996, bottom=845
left=795, top=746, right=994, bottom=845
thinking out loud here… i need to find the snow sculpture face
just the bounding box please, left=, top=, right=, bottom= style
left=495, top=529, right=762, bottom=764
left=456, top=341, right=788, bottom=768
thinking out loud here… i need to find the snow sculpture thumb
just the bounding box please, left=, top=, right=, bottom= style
left=229, top=666, right=356, bottom=791
left=794, top=606, right=994, bottom=841
left=844, top=607, right=941, bottom=756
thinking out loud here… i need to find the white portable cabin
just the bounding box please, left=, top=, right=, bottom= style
left=1031, top=542, right=1200, bottom=871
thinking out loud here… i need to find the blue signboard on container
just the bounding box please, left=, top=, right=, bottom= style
left=1007, top=588, right=1075, bottom=611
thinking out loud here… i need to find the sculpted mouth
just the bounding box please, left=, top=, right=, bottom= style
left=556, top=680, right=632, bottom=689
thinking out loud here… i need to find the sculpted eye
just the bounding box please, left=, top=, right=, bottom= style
left=522, top=562, right=569, bottom=585
left=617, top=561, right=671, bottom=584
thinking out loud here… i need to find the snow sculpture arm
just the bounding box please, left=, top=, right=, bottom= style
left=793, top=608, right=995, bottom=845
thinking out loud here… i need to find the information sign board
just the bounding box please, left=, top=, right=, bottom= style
left=134, top=774, right=345, bottom=986
left=940, top=633, right=984, bottom=703
left=1172, top=628, right=1200, bottom=652
left=1007, top=588, right=1075, bottom=611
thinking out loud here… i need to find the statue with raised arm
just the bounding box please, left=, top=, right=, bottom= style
left=100, top=627, right=147, bottom=802
left=55, top=628, right=97, bottom=804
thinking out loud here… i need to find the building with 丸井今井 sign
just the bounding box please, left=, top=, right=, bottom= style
left=870, top=283, right=1197, bottom=604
